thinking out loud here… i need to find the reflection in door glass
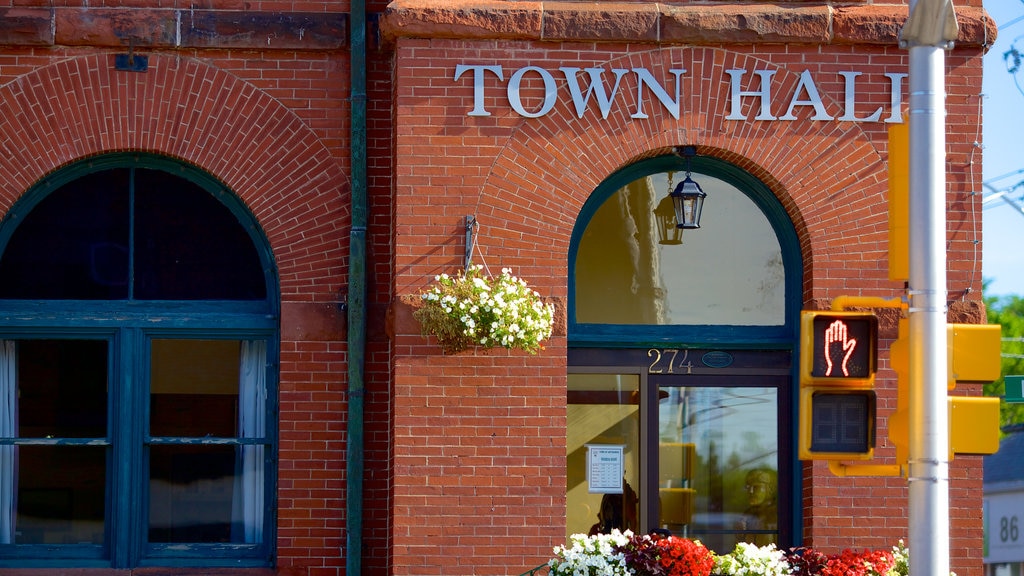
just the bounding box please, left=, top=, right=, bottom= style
left=566, top=374, right=640, bottom=540
left=657, top=386, right=778, bottom=553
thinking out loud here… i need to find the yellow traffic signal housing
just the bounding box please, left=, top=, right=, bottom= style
left=888, top=321, right=1002, bottom=465
left=948, top=396, right=1000, bottom=456
left=799, top=311, right=879, bottom=460
left=947, top=323, right=1002, bottom=390
left=887, top=318, right=910, bottom=467
left=888, top=122, right=909, bottom=282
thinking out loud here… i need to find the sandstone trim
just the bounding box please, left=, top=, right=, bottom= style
left=380, top=1, right=995, bottom=48
left=0, top=8, right=347, bottom=50
left=0, top=4, right=995, bottom=51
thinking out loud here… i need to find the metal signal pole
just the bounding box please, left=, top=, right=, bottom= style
left=899, top=0, right=958, bottom=574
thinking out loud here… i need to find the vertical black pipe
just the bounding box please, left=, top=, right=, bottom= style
left=345, top=0, right=367, bottom=573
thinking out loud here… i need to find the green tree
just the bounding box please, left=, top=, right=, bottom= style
left=984, top=292, right=1024, bottom=431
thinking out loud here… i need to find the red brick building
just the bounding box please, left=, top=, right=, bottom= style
left=0, top=1, right=996, bottom=575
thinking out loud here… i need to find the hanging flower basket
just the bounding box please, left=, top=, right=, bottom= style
left=413, top=265, right=555, bottom=354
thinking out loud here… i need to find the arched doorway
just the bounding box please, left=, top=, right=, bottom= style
left=567, top=151, right=801, bottom=552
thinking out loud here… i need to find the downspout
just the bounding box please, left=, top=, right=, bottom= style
left=346, top=0, right=367, bottom=573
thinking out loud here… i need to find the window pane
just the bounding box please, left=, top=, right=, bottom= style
left=133, top=169, right=266, bottom=300
left=575, top=171, right=785, bottom=326
left=17, top=340, right=108, bottom=439
left=149, top=444, right=253, bottom=543
left=14, top=446, right=106, bottom=545
left=657, top=386, right=778, bottom=553
left=566, top=374, right=640, bottom=540
left=150, top=339, right=240, bottom=438
left=0, top=170, right=130, bottom=299
left=147, top=339, right=266, bottom=545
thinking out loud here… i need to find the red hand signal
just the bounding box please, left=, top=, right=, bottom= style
left=823, top=319, right=857, bottom=377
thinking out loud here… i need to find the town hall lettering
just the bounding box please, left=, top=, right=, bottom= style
left=453, top=64, right=907, bottom=123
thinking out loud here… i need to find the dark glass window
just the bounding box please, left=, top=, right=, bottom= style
left=134, top=170, right=265, bottom=300
left=0, top=170, right=130, bottom=299
left=0, top=168, right=265, bottom=300
left=9, top=340, right=108, bottom=546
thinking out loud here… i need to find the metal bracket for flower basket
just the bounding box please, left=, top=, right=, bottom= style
left=464, top=214, right=476, bottom=271
left=517, top=563, right=550, bottom=576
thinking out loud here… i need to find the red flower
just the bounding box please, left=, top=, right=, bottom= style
left=820, top=548, right=895, bottom=576
left=655, top=536, right=715, bottom=576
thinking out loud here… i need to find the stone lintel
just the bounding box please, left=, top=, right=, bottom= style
left=48, top=8, right=347, bottom=50
left=660, top=4, right=830, bottom=45
left=1, top=4, right=997, bottom=51
left=0, top=8, right=54, bottom=46
left=181, top=11, right=348, bottom=50
left=381, top=1, right=995, bottom=48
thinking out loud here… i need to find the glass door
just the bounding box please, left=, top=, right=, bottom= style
left=652, top=374, right=786, bottom=552
left=567, top=348, right=793, bottom=553
left=566, top=373, right=642, bottom=539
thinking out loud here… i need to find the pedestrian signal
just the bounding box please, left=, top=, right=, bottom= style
left=799, top=311, right=879, bottom=460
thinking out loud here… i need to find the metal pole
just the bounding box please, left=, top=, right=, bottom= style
left=907, top=42, right=949, bottom=576
left=901, top=1, right=956, bottom=574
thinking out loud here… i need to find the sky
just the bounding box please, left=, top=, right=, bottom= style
left=982, top=0, right=1024, bottom=298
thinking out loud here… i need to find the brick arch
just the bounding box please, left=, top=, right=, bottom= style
left=474, top=46, right=892, bottom=299
left=0, top=52, right=347, bottom=299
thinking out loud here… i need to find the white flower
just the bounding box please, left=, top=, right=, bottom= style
left=414, top=266, right=554, bottom=354
left=549, top=531, right=634, bottom=576
left=715, top=542, right=789, bottom=576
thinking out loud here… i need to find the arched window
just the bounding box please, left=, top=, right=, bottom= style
left=0, top=154, right=277, bottom=568
left=567, top=153, right=801, bottom=552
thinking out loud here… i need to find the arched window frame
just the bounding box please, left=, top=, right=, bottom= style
left=0, top=153, right=279, bottom=569
left=568, top=153, right=802, bottom=347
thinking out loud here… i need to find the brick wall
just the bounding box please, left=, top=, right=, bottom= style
left=389, top=33, right=987, bottom=575
left=0, top=0, right=995, bottom=575
left=0, top=5, right=377, bottom=575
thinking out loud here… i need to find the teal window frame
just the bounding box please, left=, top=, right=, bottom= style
left=568, top=153, right=802, bottom=348
left=0, top=154, right=279, bottom=569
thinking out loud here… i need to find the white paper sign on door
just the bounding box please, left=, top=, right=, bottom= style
left=586, top=444, right=624, bottom=494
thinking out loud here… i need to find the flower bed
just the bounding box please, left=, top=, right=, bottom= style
left=548, top=531, right=924, bottom=576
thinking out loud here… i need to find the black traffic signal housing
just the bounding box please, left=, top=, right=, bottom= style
left=799, top=311, right=879, bottom=460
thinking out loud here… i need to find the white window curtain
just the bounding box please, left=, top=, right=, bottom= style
left=232, top=340, right=265, bottom=544
left=0, top=340, right=17, bottom=544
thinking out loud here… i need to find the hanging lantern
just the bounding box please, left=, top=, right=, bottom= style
left=670, top=146, right=707, bottom=229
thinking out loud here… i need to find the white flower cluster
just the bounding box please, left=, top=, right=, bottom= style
left=715, top=542, right=790, bottom=576
left=416, top=265, right=555, bottom=354
left=548, top=530, right=633, bottom=576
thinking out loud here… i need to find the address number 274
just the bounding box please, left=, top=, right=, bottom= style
left=647, top=349, right=693, bottom=374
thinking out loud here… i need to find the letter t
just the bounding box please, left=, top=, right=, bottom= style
left=454, top=65, right=505, bottom=117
